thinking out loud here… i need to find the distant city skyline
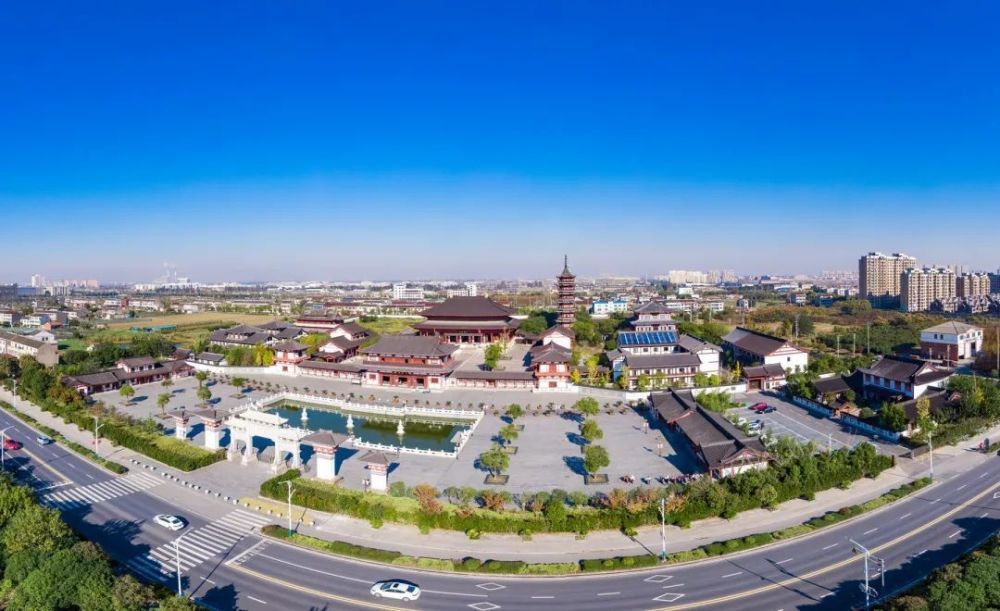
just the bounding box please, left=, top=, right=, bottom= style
left=3, top=2, right=999, bottom=282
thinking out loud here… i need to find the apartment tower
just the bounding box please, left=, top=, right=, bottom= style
left=957, top=272, right=990, bottom=298
left=901, top=267, right=957, bottom=312
left=858, top=252, right=917, bottom=307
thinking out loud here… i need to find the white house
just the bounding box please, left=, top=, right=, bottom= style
left=722, top=327, right=808, bottom=373
left=920, top=321, right=983, bottom=363
left=677, top=334, right=722, bottom=375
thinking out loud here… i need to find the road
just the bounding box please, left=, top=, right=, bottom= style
left=1, top=404, right=997, bottom=611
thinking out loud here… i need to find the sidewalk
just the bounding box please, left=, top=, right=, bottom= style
left=5, top=388, right=999, bottom=563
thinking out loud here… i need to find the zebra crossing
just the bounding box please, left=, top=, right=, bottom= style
left=127, top=509, right=270, bottom=584
left=41, top=471, right=164, bottom=508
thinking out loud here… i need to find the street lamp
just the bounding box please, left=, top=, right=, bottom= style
left=93, top=417, right=105, bottom=458
left=850, top=539, right=884, bottom=609
left=0, top=426, right=13, bottom=468
left=928, top=428, right=934, bottom=480
left=174, top=533, right=186, bottom=597
left=658, top=497, right=667, bottom=561
left=285, top=480, right=294, bottom=536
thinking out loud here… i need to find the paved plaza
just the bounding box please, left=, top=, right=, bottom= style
left=93, top=374, right=702, bottom=495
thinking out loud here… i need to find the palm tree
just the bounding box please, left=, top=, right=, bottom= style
left=194, top=371, right=208, bottom=387
left=157, top=393, right=171, bottom=416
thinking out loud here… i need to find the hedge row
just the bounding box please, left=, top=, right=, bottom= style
left=31, top=395, right=223, bottom=472
left=261, top=440, right=896, bottom=535
left=0, top=401, right=128, bottom=475
left=668, top=478, right=932, bottom=563
left=261, top=525, right=652, bottom=575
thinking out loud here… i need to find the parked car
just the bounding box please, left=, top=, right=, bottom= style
left=760, top=406, right=776, bottom=414
left=2, top=438, right=22, bottom=451
left=153, top=514, right=185, bottom=531
left=370, top=580, right=421, bottom=601
left=36, top=435, right=54, bottom=445
left=750, top=402, right=768, bottom=411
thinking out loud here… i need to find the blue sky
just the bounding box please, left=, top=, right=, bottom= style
left=2, top=2, right=998, bottom=282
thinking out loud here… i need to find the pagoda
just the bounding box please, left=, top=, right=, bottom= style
left=557, top=255, right=576, bottom=325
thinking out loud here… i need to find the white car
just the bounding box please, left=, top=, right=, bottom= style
left=370, top=580, right=421, bottom=601
left=36, top=435, right=54, bottom=445
left=153, top=514, right=185, bottom=531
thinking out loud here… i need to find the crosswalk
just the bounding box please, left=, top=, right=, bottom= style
left=127, top=509, right=271, bottom=584
left=40, top=471, right=165, bottom=508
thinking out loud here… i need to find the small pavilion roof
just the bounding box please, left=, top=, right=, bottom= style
left=302, top=430, right=350, bottom=448
left=359, top=450, right=393, bottom=466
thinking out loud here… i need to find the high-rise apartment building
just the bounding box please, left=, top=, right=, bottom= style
left=858, top=252, right=917, bottom=307
left=957, top=272, right=990, bottom=299
left=900, top=267, right=956, bottom=312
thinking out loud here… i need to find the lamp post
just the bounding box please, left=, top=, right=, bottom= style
left=93, top=417, right=105, bottom=458
left=174, top=533, right=185, bottom=597
left=285, top=480, right=294, bottom=536
left=0, top=426, right=13, bottom=468
left=658, top=497, right=667, bottom=561
left=928, top=429, right=934, bottom=480
left=850, top=539, right=883, bottom=609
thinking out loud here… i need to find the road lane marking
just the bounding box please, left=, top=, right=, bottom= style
left=982, top=512, right=990, bottom=518
left=650, top=480, right=1000, bottom=610
left=949, top=530, right=962, bottom=539
left=721, top=572, right=743, bottom=578
left=957, top=484, right=967, bottom=491
left=774, top=558, right=793, bottom=565
left=863, top=528, right=878, bottom=535
left=980, top=472, right=988, bottom=478
left=228, top=562, right=431, bottom=611
left=201, top=576, right=216, bottom=584
left=820, top=544, right=838, bottom=551
left=933, top=497, right=942, bottom=503
left=662, top=583, right=684, bottom=589
left=914, top=549, right=928, bottom=557
left=597, top=592, right=620, bottom=596
left=899, top=513, right=912, bottom=519
left=531, top=595, right=555, bottom=599
left=246, top=595, right=267, bottom=604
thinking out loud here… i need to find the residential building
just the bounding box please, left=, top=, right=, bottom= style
left=743, top=363, right=787, bottom=391
left=20, top=313, right=51, bottom=328
left=676, top=334, right=722, bottom=375
left=957, top=272, right=990, bottom=298
left=391, top=283, right=424, bottom=301
left=0, top=330, right=59, bottom=367
left=446, top=282, right=478, bottom=298
left=293, top=314, right=343, bottom=332
left=900, top=267, right=956, bottom=312
left=413, top=296, right=519, bottom=345
left=858, top=252, right=917, bottom=307
left=557, top=256, right=576, bottom=325
left=209, top=321, right=303, bottom=347
left=652, top=389, right=769, bottom=478
left=920, top=321, right=983, bottom=363
left=590, top=298, right=629, bottom=317
left=722, top=327, right=809, bottom=373
left=0, top=310, right=21, bottom=326
left=858, top=355, right=953, bottom=400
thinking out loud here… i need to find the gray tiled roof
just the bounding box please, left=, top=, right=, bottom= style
left=419, top=296, right=515, bottom=319
left=362, top=335, right=458, bottom=359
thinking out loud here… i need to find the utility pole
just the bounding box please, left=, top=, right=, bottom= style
left=866, top=323, right=871, bottom=354
left=285, top=480, right=294, bottom=536
left=175, top=534, right=185, bottom=597
left=93, top=417, right=105, bottom=458
left=850, top=539, right=880, bottom=609
left=928, top=428, right=934, bottom=480
left=659, top=497, right=667, bottom=561
left=794, top=314, right=799, bottom=339
left=836, top=334, right=840, bottom=356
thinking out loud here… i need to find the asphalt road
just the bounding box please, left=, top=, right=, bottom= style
left=1, top=405, right=998, bottom=611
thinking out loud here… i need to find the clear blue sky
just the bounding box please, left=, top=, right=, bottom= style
left=2, top=2, right=998, bottom=282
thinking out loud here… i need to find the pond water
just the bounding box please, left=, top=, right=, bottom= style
left=267, top=402, right=474, bottom=452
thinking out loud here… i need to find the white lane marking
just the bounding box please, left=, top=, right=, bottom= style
left=775, top=558, right=793, bottom=565
left=661, top=583, right=685, bottom=589
left=957, top=484, right=967, bottom=491
left=980, top=472, right=988, bottom=479
left=597, top=592, right=620, bottom=596
left=949, top=530, right=962, bottom=539
left=933, top=497, right=942, bottom=503
left=643, top=574, right=673, bottom=583
left=652, top=592, right=684, bottom=603
left=821, top=544, right=838, bottom=550
left=246, top=595, right=267, bottom=604
left=899, top=513, right=912, bottom=519
left=914, top=549, right=928, bottom=557
left=36, top=481, right=73, bottom=491
left=84, top=473, right=94, bottom=479
left=531, top=596, right=555, bottom=599
left=982, top=512, right=990, bottom=518
left=202, top=577, right=217, bottom=585
left=821, top=592, right=835, bottom=598
left=721, top=571, right=743, bottom=578
left=863, top=528, right=878, bottom=535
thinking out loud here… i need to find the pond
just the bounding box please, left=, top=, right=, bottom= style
left=267, top=402, right=474, bottom=452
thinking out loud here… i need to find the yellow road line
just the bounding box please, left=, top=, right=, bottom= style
left=653, top=480, right=1000, bottom=610
left=229, top=562, right=414, bottom=611
left=18, top=446, right=74, bottom=485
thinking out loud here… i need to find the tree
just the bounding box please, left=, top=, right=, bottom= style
left=156, top=597, right=200, bottom=611
left=880, top=403, right=908, bottom=432
left=157, top=393, right=171, bottom=416
left=498, top=423, right=519, bottom=448
left=118, top=384, right=135, bottom=403
left=758, top=483, right=779, bottom=509
left=480, top=445, right=510, bottom=478
left=484, top=343, right=504, bottom=367
left=160, top=377, right=173, bottom=391
left=252, top=344, right=275, bottom=366
left=413, top=483, right=442, bottom=515
left=231, top=376, right=247, bottom=393
left=570, top=369, right=582, bottom=384
left=196, top=385, right=212, bottom=406
left=617, top=366, right=631, bottom=390
left=636, top=374, right=650, bottom=391
left=580, top=418, right=603, bottom=444
left=3, top=504, right=75, bottom=555
left=573, top=397, right=600, bottom=418
left=194, top=371, right=208, bottom=386
left=583, top=445, right=610, bottom=476
left=112, top=574, right=155, bottom=611
left=504, top=403, right=523, bottom=422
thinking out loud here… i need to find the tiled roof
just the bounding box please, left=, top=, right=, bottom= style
left=677, top=334, right=721, bottom=354
left=362, top=335, right=458, bottom=359
left=419, top=296, right=514, bottom=319
left=922, top=321, right=981, bottom=335
left=743, top=363, right=786, bottom=378
left=723, top=327, right=799, bottom=357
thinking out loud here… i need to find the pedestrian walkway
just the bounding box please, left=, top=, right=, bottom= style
left=127, top=509, right=270, bottom=584
left=40, top=471, right=164, bottom=509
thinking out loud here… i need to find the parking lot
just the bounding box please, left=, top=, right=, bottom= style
left=731, top=391, right=908, bottom=457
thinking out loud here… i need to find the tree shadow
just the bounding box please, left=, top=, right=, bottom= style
left=563, top=455, right=586, bottom=476
left=560, top=411, right=583, bottom=424
left=197, top=582, right=240, bottom=611
left=566, top=432, right=587, bottom=448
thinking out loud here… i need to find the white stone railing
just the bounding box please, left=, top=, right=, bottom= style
left=262, top=391, right=483, bottom=422
left=350, top=439, right=459, bottom=458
